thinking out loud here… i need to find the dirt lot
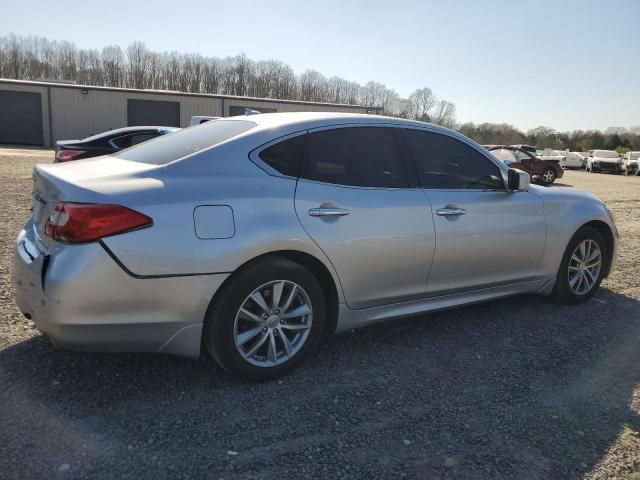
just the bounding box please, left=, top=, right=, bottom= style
left=0, top=149, right=638, bottom=479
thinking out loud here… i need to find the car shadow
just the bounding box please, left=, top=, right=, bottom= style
left=1, top=287, right=639, bottom=478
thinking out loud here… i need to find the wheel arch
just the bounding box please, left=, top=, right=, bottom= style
left=578, top=220, right=615, bottom=277
left=202, top=250, right=341, bottom=343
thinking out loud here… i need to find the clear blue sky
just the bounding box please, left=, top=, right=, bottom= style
left=4, top=0, right=639, bottom=132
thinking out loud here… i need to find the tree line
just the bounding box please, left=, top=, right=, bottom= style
left=458, top=123, right=640, bottom=152
left=2, top=34, right=637, bottom=151
left=0, top=34, right=456, bottom=127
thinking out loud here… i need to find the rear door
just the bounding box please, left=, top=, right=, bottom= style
left=294, top=125, right=435, bottom=309
left=402, top=129, right=547, bottom=295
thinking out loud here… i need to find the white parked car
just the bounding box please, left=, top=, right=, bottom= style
left=586, top=150, right=624, bottom=174
left=621, top=151, right=640, bottom=175
left=559, top=151, right=586, bottom=169
left=569, top=152, right=590, bottom=169
left=189, top=115, right=220, bottom=126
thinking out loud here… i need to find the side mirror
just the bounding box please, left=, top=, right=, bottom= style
left=508, top=168, right=530, bottom=192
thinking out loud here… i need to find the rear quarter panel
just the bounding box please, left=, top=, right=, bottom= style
left=99, top=143, right=346, bottom=302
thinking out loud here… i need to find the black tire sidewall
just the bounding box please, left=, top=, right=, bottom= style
left=204, top=257, right=326, bottom=381
left=553, top=226, right=607, bottom=304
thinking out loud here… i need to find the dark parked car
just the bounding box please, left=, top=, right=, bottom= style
left=486, top=145, right=564, bottom=184
left=54, top=126, right=179, bottom=163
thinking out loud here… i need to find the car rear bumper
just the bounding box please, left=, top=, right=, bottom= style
left=13, top=222, right=228, bottom=358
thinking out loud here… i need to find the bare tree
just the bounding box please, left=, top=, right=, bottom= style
left=408, top=87, right=436, bottom=121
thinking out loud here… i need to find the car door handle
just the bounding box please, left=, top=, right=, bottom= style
left=436, top=207, right=467, bottom=216
left=308, top=207, right=350, bottom=217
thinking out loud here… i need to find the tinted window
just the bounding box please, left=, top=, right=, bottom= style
left=112, top=132, right=159, bottom=149
left=405, top=130, right=504, bottom=190
left=114, top=120, right=255, bottom=164
left=305, top=127, right=408, bottom=188
left=259, top=134, right=306, bottom=177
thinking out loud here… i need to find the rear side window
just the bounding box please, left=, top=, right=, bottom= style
left=114, top=120, right=255, bottom=164
left=304, top=127, right=408, bottom=188
left=111, top=132, right=159, bottom=149
left=404, top=130, right=504, bottom=190
left=258, top=134, right=306, bottom=177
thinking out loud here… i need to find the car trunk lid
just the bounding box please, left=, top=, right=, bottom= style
left=31, top=157, right=162, bottom=239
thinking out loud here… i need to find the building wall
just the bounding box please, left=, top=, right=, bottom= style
left=49, top=87, right=223, bottom=141
left=0, top=80, right=380, bottom=147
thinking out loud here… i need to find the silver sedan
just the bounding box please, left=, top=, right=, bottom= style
left=14, top=113, right=618, bottom=381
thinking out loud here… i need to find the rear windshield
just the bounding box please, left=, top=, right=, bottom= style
left=114, top=120, right=255, bottom=164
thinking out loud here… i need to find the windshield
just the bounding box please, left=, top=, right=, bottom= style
left=593, top=150, right=619, bottom=159
left=114, top=120, right=256, bottom=164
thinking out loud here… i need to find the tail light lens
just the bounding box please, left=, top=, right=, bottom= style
left=45, top=203, right=152, bottom=243
left=56, top=149, right=87, bottom=162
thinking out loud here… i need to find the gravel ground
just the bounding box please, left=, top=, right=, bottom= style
left=0, top=150, right=639, bottom=479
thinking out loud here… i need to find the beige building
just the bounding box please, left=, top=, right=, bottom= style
left=0, top=79, right=382, bottom=147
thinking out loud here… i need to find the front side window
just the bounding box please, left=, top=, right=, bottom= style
left=491, top=148, right=518, bottom=162
left=405, top=130, right=504, bottom=190
left=304, top=127, right=408, bottom=188
left=514, top=149, right=533, bottom=162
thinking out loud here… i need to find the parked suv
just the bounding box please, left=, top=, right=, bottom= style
left=621, top=151, right=640, bottom=175
left=586, top=150, right=624, bottom=174
left=486, top=145, right=564, bottom=184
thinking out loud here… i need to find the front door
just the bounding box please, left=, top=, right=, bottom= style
left=294, top=125, right=435, bottom=309
left=401, top=128, right=547, bottom=295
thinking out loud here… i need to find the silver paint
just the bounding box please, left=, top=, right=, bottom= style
left=13, top=112, right=618, bottom=358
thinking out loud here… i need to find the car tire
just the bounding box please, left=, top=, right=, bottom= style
left=203, top=256, right=326, bottom=381
left=542, top=168, right=556, bottom=184
left=552, top=226, right=607, bottom=305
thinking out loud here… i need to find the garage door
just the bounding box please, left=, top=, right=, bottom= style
left=127, top=99, right=180, bottom=127
left=0, top=90, right=44, bottom=145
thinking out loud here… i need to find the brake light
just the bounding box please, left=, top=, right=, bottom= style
left=45, top=203, right=152, bottom=243
left=56, top=149, right=87, bottom=162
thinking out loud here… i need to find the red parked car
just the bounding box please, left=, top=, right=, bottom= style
left=486, top=145, right=564, bottom=185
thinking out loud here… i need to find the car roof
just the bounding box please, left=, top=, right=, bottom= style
left=221, top=111, right=449, bottom=133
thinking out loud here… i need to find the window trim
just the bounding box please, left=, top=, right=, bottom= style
left=248, top=129, right=309, bottom=179
left=300, top=123, right=417, bottom=190
left=398, top=126, right=509, bottom=192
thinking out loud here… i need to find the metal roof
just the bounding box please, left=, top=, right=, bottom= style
left=0, top=78, right=382, bottom=111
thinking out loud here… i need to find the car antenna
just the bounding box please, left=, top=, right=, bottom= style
left=244, top=108, right=262, bottom=116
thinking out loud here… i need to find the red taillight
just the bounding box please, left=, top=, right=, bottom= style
left=45, top=203, right=152, bottom=243
left=55, top=149, right=87, bottom=162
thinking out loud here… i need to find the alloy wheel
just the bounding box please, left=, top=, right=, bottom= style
left=568, top=239, right=602, bottom=295
left=542, top=169, right=556, bottom=183
left=233, top=280, right=313, bottom=367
